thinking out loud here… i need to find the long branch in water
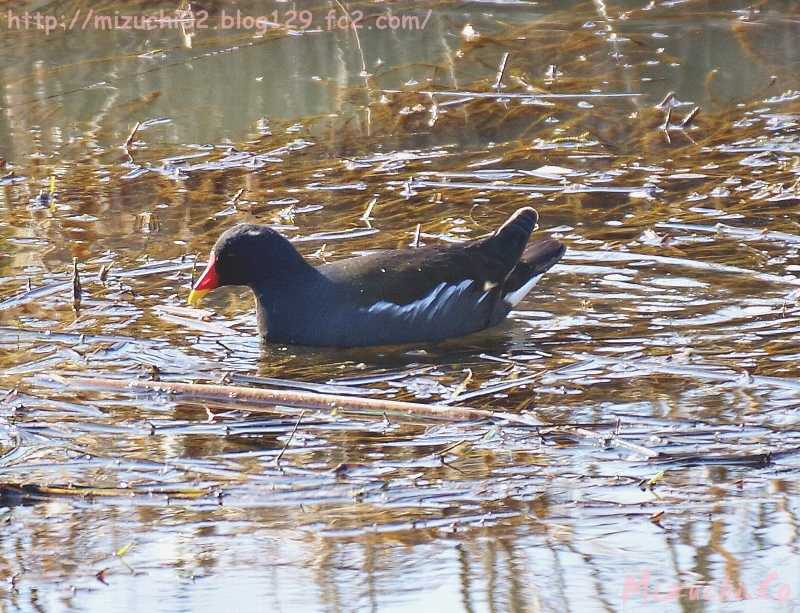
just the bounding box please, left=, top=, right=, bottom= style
left=48, top=374, right=663, bottom=459
left=54, top=375, right=502, bottom=422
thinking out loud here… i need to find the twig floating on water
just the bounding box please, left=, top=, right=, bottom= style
left=441, top=373, right=540, bottom=405
left=661, top=106, right=672, bottom=131
left=229, top=188, right=245, bottom=206
left=44, top=376, right=662, bottom=460
left=450, top=368, right=473, bottom=401
left=124, top=121, right=141, bottom=151
left=413, top=179, right=650, bottom=195
left=98, top=264, right=111, bottom=284
left=275, top=410, right=305, bottom=466
left=53, top=375, right=501, bottom=422
left=411, top=224, right=421, bottom=248
left=72, top=259, right=82, bottom=312
left=409, top=90, right=643, bottom=100
left=493, top=52, right=510, bottom=91
left=680, top=106, right=700, bottom=128
left=360, top=196, right=376, bottom=221
left=545, top=425, right=660, bottom=459
left=656, top=91, right=675, bottom=109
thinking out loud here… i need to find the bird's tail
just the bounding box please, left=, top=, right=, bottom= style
left=483, top=207, right=540, bottom=267
left=493, top=207, right=538, bottom=243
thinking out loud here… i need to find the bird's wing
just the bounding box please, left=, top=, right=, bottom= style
left=317, top=208, right=541, bottom=309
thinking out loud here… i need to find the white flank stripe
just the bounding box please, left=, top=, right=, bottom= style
left=368, top=280, right=473, bottom=318
left=503, top=274, right=542, bottom=307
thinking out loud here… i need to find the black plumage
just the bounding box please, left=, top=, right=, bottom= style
left=190, top=207, right=565, bottom=347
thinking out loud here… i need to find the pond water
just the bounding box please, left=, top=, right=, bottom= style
left=2, top=0, right=800, bottom=611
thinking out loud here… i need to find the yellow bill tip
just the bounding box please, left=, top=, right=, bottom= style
left=187, top=288, right=209, bottom=307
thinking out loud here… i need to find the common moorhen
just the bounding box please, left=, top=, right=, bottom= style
left=188, top=207, right=565, bottom=347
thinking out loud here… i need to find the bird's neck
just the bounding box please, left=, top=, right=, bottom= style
left=251, top=266, right=327, bottom=343
left=253, top=239, right=319, bottom=289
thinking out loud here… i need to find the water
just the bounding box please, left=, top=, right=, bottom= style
left=2, top=0, right=800, bottom=611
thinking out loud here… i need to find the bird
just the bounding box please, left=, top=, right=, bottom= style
left=188, top=207, right=565, bottom=347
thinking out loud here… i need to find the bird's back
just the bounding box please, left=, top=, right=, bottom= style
left=256, top=208, right=563, bottom=346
